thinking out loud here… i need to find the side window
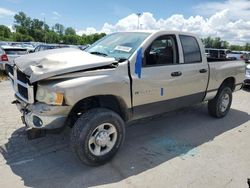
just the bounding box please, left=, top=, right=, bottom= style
left=40, top=46, right=46, bottom=51
left=219, top=50, right=226, bottom=59
left=180, top=35, right=202, bottom=63
left=35, top=46, right=41, bottom=52
left=144, top=35, right=178, bottom=66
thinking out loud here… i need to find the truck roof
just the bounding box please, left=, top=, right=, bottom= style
left=115, top=30, right=199, bottom=36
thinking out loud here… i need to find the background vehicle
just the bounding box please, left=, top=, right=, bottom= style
left=0, top=41, right=9, bottom=47
left=0, top=45, right=27, bottom=70
left=33, top=44, right=71, bottom=52
left=21, top=44, right=35, bottom=52
left=0, top=47, right=6, bottom=70
left=78, top=44, right=90, bottom=51
left=205, top=48, right=227, bottom=61
left=245, top=63, right=250, bottom=88
left=7, top=31, right=245, bottom=166
left=226, top=50, right=244, bottom=60
left=243, top=53, right=250, bottom=63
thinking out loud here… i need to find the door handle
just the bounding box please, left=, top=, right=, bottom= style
left=171, top=71, right=182, bottom=77
left=199, top=69, right=208, bottom=73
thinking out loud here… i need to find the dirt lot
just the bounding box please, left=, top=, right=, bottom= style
left=0, top=80, right=249, bottom=188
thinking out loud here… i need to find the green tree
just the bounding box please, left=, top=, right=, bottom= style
left=52, top=23, right=64, bottom=35
left=0, top=25, right=11, bottom=39
left=82, top=33, right=106, bottom=44
left=230, top=45, right=244, bottom=51
left=45, top=31, right=60, bottom=43
left=65, top=27, right=76, bottom=35
left=203, top=37, right=229, bottom=49
left=31, top=19, right=44, bottom=30
left=244, top=43, right=250, bottom=51
left=12, top=32, right=33, bottom=42
left=14, top=12, right=32, bottom=35
left=202, top=36, right=214, bottom=48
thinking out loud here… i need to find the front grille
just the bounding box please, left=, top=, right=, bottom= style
left=17, top=69, right=29, bottom=84
left=7, top=65, right=34, bottom=103
left=5, top=64, right=13, bottom=76
left=18, top=84, right=28, bottom=99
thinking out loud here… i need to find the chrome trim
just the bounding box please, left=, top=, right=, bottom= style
left=8, top=72, right=14, bottom=79
left=13, top=66, right=18, bottom=92
left=8, top=65, right=34, bottom=104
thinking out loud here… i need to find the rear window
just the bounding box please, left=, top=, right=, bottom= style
left=180, top=35, right=202, bottom=63
left=4, top=49, right=27, bottom=55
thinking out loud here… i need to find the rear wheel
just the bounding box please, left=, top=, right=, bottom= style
left=208, top=87, right=232, bottom=118
left=70, top=108, right=125, bottom=166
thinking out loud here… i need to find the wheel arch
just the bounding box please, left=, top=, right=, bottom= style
left=219, top=77, right=236, bottom=91
left=67, top=95, right=131, bottom=127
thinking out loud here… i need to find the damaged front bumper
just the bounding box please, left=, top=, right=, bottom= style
left=14, top=97, right=71, bottom=129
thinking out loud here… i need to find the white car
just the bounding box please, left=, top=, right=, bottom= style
left=243, top=52, right=250, bottom=63
left=0, top=45, right=28, bottom=71
left=21, top=44, right=35, bottom=52
left=226, top=50, right=244, bottom=60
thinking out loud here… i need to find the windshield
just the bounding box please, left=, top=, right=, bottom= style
left=85, top=32, right=150, bottom=60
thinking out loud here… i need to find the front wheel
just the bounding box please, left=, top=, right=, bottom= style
left=208, top=87, right=232, bottom=118
left=70, top=108, right=125, bottom=166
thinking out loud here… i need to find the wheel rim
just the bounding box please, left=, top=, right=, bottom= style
left=220, top=93, right=230, bottom=112
left=88, top=123, right=117, bottom=156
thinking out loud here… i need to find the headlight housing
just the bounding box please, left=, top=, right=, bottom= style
left=36, top=86, right=64, bottom=105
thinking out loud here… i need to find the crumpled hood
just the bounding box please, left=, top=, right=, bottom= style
left=15, top=48, right=116, bottom=83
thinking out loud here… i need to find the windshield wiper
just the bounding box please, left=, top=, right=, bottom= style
left=90, top=51, right=108, bottom=57
left=115, top=57, right=127, bottom=62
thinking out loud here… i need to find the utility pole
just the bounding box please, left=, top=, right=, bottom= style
left=136, top=13, right=142, bottom=30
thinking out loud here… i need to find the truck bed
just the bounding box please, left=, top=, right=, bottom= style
left=205, top=59, right=245, bottom=100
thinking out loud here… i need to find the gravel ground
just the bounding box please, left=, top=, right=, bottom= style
left=0, top=80, right=249, bottom=188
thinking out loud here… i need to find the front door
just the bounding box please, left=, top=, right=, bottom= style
left=131, top=34, right=208, bottom=119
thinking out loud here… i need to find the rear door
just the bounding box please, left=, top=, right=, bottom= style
left=131, top=34, right=209, bottom=119
left=177, top=34, right=209, bottom=100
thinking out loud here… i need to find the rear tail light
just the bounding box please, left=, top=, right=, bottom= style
left=240, top=55, right=244, bottom=59
left=1, top=54, right=8, bottom=61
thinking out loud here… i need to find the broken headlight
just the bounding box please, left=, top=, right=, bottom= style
left=36, top=86, right=64, bottom=105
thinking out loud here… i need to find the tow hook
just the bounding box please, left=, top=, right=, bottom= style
left=11, top=100, right=20, bottom=104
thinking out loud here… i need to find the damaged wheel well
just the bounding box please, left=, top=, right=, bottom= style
left=67, top=95, right=130, bottom=127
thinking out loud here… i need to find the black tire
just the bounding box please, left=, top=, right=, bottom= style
left=208, top=87, right=232, bottom=118
left=70, top=108, right=125, bottom=166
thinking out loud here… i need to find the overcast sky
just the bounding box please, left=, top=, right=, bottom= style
left=0, top=0, right=249, bottom=44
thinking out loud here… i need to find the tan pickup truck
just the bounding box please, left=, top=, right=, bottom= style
left=6, top=31, right=245, bottom=166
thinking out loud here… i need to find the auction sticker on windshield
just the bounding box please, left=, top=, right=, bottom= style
left=114, top=45, right=132, bottom=53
